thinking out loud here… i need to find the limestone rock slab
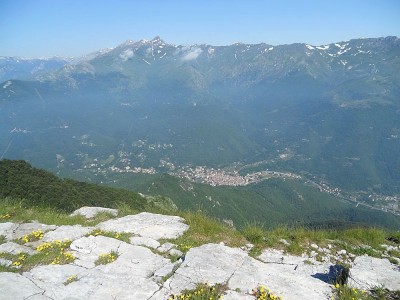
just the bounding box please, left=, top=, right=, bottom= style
left=154, top=261, right=179, bottom=282
left=348, top=255, right=400, bottom=290
left=258, top=248, right=306, bottom=265
left=70, top=235, right=124, bottom=268
left=25, top=264, right=87, bottom=286
left=166, top=243, right=248, bottom=293
left=71, top=235, right=170, bottom=274
left=64, top=275, right=162, bottom=300
left=229, top=255, right=332, bottom=300
left=25, top=235, right=171, bottom=299
left=0, top=241, right=37, bottom=255
left=26, top=263, right=163, bottom=300
left=97, top=212, right=188, bottom=240
left=0, top=222, right=16, bottom=241
left=42, top=225, right=93, bottom=242
left=223, top=290, right=255, bottom=299
left=70, top=206, right=118, bottom=219
left=0, top=222, right=57, bottom=240
left=169, top=248, right=183, bottom=257
left=166, top=243, right=332, bottom=300
left=0, top=272, right=44, bottom=299
left=0, top=258, right=12, bottom=267
left=130, top=236, right=160, bottom=249
left=157, top=242, right=176, bottom=253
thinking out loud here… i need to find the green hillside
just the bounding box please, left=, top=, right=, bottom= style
left=1, top=159, right=399, bottom=230
left=0, top=159, right=146, bottom=212
left=98, top=172, right=400, bottom=230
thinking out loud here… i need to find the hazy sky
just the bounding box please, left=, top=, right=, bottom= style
left=1, top=0, right=399, bottom=58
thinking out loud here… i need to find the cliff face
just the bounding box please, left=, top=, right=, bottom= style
left=0, top=207, right=399, bottom=299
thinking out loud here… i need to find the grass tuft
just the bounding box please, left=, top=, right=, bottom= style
left=168, top=283, right=227, bottom=300
left=86, top=228, right=131, bottom=243
left=95, top=250, right=118, bottom=265
left=171, top=210, right=246, bottom=252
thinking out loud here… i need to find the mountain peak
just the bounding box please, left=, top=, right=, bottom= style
left=117, top=37, right=166, bottom=49
left=122, top=39, right=136, bottom=46
left=150, top=36, right=166, bottom=45
left=151, top=36, right=162, bottom=42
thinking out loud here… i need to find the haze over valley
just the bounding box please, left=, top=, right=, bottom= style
left=1, top=35, right=399, bottom=228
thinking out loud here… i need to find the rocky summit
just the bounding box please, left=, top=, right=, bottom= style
left=0, top=207, right=399, bottom=300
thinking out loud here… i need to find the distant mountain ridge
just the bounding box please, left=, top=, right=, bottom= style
left=3, top=36, right=399, bottom=106
left=0, top=56, right=68, bottom=82
left=0, top=36, right=399, bottom=216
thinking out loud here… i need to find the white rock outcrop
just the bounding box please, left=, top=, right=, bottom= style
left=348, top=255, right=400, bottom=291
left=0, top=222, right=57, bottom=240
left=130, top=236, right=161, bottom=249
left=0, top=207, right=399, bottom=300
left=42, top=225, right=93, bottom=242
left=70, top=206, right=118, bottom=219
left=159, top=243, right=332, bottom=300
left=0, top=241, right=37, bottom=255
left=0, top=273, right=44, bottom=299
left=97, top=212, right=189, bottom=239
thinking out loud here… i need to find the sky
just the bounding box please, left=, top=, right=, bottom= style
left=1, top=0, right=399, bottom=58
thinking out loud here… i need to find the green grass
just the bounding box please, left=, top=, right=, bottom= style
left=0, top=240, right=75, bottom=273
left=0, top=197, right=87, bottom=226
left=334, top=285, right=371, bottom=300
left=241, top=224, right=399, bottom=259
left=64, top=275, right=79, bottom=285
left=242, top=223, right=265, bottom=244
left=95, top=251, right=118, bottom=265
left=107, top=172, right=400, bottom=231
left=370, top=287, right=400, bottom=300
left=334, top=284, right=400, bottom=300
left=253, top=285, right=283, bottom=300
left=2, top=197, right=399, bottom=260
left=86, top=228, right=131, bottom=243
left=1, top=196, right=400, bottom=276
left=0, top=204, right=399, bottom=300
left=169, top=210, right=247, bottom=253
left=0, top=197, right=138, bottom=227
left=168, top=283, right=227, bottom=300
left=388, top=257, right=399, bottom=265
left=388, top=249, right=400, bottom=258
left=338, top=228, right=387, bottom=249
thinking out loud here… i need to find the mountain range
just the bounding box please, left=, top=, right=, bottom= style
left=0, top=56, right=69, bottom=83
left=0, top=36, right=399, bottom=226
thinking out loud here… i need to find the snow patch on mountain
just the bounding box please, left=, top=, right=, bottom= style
left=181, top=47, right=203, bottom=61
left=3, top=81, right=11, bottom=89
left=142, top=59, right=151, bottom=65
left=338, top=47, right=351, bottom=55
left=120, top=49, right=134, bottom=61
